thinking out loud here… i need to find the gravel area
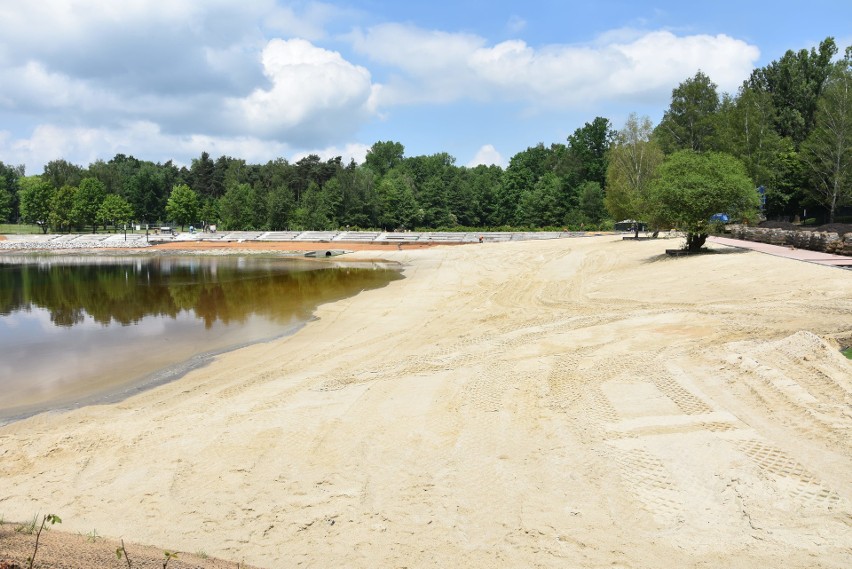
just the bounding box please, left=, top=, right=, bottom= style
left=0, top=241, right=153, bottom=250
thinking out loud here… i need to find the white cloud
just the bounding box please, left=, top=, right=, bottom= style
left=0, top=0, right=262, bottom=49
left=292, top=142, right=371, bottom=166
left=607, top=31, right=760, bottom=95
left=0, top=2, right=766, bottom=175
left=351, top=23, right=484, bottom=72
left=0, top=122, right=295, bottom=173
left=466, top=144, right=504, bottom=168
left=506, top=16, right=527, bottom=35
left=1, top=61, right=120, bottom=112
left=226, top=38, right=376, bottom=142
left=0, top=119, right=370, bottom=174
left=0, top=2, right=384, bottom=157
left=264, top=1, right=355, bottom=41
left=0, top=122, right=170, bottom=173
left=353, top=25, right=760, bottom=109
left=349, top=23, right=485, bottom=104
left=0, top=0, right=271, bottom=129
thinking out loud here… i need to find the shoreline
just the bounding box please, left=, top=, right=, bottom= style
left=1, top=236, right=850, bottom=568
left=0, top=249, right=407, bottom=425
left=0, top=320, right=309, bottom=428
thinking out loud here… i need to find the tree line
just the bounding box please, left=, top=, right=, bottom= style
left=0, top=38, right=849, bottom=235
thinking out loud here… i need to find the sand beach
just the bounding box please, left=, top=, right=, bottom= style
left=1, top=235, right=850, bottom=568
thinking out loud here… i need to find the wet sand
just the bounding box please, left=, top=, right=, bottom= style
left=0, top=253, right=401, bottom=424
left=1, top=235, right=850, bottom=568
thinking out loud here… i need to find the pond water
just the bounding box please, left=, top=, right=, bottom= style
left=0, top=255, right=402, bottom=423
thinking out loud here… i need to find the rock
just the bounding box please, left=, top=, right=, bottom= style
left=729, top=226, right=851, bottom=257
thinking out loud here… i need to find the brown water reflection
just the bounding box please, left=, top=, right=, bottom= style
left=0, top=255, right=402, bottom=422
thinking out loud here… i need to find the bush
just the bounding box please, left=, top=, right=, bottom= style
left=709, top=220, right=728, bottom=234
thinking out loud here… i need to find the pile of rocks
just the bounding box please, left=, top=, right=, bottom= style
left=0, top=239, right=151, bottom=250
left=728, top=225, right=852, bottom=256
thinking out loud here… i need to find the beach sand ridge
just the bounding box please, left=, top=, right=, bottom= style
left=1, top=235, right=850, bottom=568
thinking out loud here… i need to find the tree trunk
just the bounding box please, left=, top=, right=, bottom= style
left=686, top=232, right=707, bottom=251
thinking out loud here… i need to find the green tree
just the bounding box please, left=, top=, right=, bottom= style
left=211, top=155, right=232, bottom=198
left=43, top=159, right=84, bottom=189
left=447, top=168, right=481, bottom=227
left=290, top=155, right=340, bottom=204
left=0, top=161, right=24, bottom=222
left=199, top=197, right=219, bottom=231
left=97, top=194, right=134, bottom=231
left=566, top=117, right=615, bottom=189
left=577, top=181, right=607, bottom=225
left=292, top=181, right=332, bottom=230
left=516, top=172, right=564, bottom=227
left=499, top=143, right=552, bottom=224
left=651, top=151, right=759, bottom=251
left=760, top=138, right=809, bottom=219
left=266, top=184, right=296, bottom=230
left=364, top=140, right=405, bottom=177
left=73, top=177, right=106, bottom=232
left=218, top=182, right=258, bottom=230
left=125, top=163, right=168, bottom=224
left=655, top=71, right=721, bottom=154
left=86, top=158, right=124, bottom=195
left=717, top=87, right=785, bottom=188
left=321, top=176, right=345, bottom=227
left=333, top=165, right=378, bottom=228
left=49, top=184, right=79, bottom=232
left=405, top=152, right=457, bottom=227
left=165, top=184, right=200, bottom=230
left=18, top=176, right=54, bottom=233
left=255, top=157, right=294, bottom=229
left=190, top=151, right=216, bottom=198
left=799, top=51, right=852, bottom=223
left=748, top=37, right=838, bottom=146
left=0, top=181, right=11, bottom=222
left=376, top=168, right=420, bottom=230
left=605, top=114, right=664, bottom=236
left=463, top=164, right=504, bottom=227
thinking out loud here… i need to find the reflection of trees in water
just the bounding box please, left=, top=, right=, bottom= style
left=0, top=258, right=400, bottom=328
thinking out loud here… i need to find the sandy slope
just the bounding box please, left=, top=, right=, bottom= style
left=1, top=235, right=850, bottom=568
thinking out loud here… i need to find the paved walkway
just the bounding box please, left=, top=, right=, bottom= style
left=708, top=235, right=852, bottom=268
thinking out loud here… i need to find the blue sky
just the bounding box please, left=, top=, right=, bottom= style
left=0, top=1, right=849, bottom=174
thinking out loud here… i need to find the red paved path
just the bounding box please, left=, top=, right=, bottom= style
left=708, top=235, right=852, bottom=268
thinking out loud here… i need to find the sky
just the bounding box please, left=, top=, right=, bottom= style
left=0, top=0, right=850, bottom=174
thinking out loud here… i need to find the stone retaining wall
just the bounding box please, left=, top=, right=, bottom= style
left=0, top=240, right=152, bottom=250
left=728, top=225, right=852, bottom=256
